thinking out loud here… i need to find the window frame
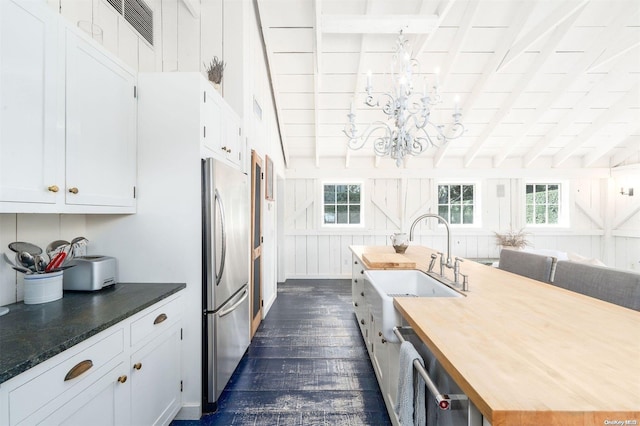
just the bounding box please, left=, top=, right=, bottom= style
left=523, top=180, right=569, bottom=228
left=320, top=181, right=365, bottom=228
left=435, top=181, right=481, bottom=227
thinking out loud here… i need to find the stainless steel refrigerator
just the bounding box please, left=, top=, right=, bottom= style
left=202, top=158, right=250, bottom=411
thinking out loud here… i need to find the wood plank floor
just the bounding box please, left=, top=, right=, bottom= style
left=172, top=279, right=391, bottom=425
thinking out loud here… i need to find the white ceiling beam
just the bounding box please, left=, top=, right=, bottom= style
left=314, top=0, right=322, bottom=168
left=434, top=2, right=535, bottom=167
left=345, top=0, right=374, bottom=169
left=432, top=1, right=479, bottom=167
left=553, top=86, right=639, bottom=167
left=255, top=2, right=290, bottom=167
left=583, top=131, right=640, bottom=168
left=496, top=0, right=588, bottom=72
left=587, top=38, right=640, bottom=73
left=610, top=144, right=640, bottom=168
left=413, top=0, right=457, bottom=57
left=495, top=5, right=630, bottom=167
left=321, top=15, right=439, bottom=34
left=463, top=12, right=580, bottom=167
left=181, top=0, right=200, bottom=18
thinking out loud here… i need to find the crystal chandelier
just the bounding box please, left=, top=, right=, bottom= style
left=343, top=31, right=465, bottom=167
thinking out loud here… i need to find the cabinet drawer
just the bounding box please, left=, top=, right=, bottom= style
left=8, top=328, right=124, bottom=425
left=130, top=296, right=181, bottom=347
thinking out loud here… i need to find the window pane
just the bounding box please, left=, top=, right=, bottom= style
left=438, top=205, right=449, bottom=221
left=450, top=185, right=461, bottom=204
left=462, top=185, right=474, bottom=204
left=463, top=206, right=474, bottom=224
left=535, top=185, right=546, bottom=203
left=548, top=186, right=559, bottom=204
left=438, top=185, right=449, bottom=204
left=324, top=205, right=335, bottom=224
left=526, top=205, right=534, bottom=224
left=337, top=205, right=348, bottom=223
left=324, top=185, right=335, bottom=203
left=451, top=205, right=461, bottom=224
left=525, top=185, right=534, bottom=204
left=336, top=185, right=348, bottom=204
left=349, top=205, right=360, bottom=224
left=535, top=205, right=546, bottom=224
left=548, top=205, right=559, bottom=224
left=348, top=185, right=360, bottom=203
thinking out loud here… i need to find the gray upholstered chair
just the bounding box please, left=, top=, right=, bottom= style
left=552, top=261, right=640, bottom=311
left=498, top=249, right=557, bottom=283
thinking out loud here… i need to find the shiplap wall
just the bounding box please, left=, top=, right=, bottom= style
left=282, top=176, right=640, bottom=278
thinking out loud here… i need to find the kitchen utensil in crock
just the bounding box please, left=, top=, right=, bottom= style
left=46, top=240, right=69, bottom=258
left=8, top=242, right=43, bottom=255
left=46, top=252, right=67, bottom=272
left=12, top=265, right=32, bottom=274
left=2, top=252, right=18, bottom=268
left=17, top=251, right=36, bottom=271
left=34, top=254, right=48, bottom=273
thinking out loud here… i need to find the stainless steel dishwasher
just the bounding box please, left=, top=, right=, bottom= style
left=399, top=327, right=484, bottom=426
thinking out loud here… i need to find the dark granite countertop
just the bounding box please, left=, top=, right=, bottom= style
left=0, top=282, right=185, bottom=384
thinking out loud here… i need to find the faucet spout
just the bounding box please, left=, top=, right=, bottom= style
left=409, top=213, right=452, bottom=266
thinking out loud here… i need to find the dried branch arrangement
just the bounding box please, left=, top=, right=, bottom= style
left=494, top=228, right=531, bottom=249
left=205, top=56, right=225, bottom=84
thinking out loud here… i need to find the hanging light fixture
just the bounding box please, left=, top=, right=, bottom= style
left=343, top=31, right=465, bottom=167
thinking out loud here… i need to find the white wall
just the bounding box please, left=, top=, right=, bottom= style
left=282, top=169, right=639, bottom=278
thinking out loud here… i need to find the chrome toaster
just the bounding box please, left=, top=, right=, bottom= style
left=63, top=255, right=118, bottom=291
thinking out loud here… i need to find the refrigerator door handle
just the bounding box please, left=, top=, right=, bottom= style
left=218, top=288, right=248, bottom=318
left=214, top=188, right=227, bottom=286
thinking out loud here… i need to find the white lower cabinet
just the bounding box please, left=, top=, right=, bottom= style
left=0, top=294, right=182, bottom=426
left=130, top=323, right=182, bottom=426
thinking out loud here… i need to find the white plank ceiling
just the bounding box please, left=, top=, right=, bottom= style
left=255, top=0, right=640, bottom=171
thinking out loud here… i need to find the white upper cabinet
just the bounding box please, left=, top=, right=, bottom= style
left=0, top=1, right=137, bottom=213
left=0, top=0, right=63, bottom=206
left=65, top=25, right=137, bottom=209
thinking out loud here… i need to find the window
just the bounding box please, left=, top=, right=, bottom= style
left=438, top=184, right=475, bottom=225
left=323, top=184, right=361, bottom=225
left=526, top=183, right=560, bottom=225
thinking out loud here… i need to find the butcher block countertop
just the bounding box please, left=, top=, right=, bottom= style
left=350, top=245, right=640, bottom=426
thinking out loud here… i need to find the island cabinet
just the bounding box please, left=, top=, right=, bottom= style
left=0, top=0, right=137, bottom=214
left=0, top=294, right=182, bottom=426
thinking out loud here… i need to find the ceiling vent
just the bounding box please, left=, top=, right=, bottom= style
left=107, top=0, right=153, bottom=46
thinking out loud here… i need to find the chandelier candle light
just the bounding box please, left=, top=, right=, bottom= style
left=344, top=31, right=465, bottom=167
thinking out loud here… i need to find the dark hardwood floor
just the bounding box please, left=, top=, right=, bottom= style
left=172, top=279, right=391, bottom=425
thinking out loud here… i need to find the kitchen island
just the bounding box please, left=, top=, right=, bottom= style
left=351, top=245, right=640, bottom=425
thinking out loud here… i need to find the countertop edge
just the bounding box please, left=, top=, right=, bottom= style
left=0, top=283, right=186, bottom=384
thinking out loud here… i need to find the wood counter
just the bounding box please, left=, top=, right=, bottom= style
left=350, top=245, right=640, bottom=426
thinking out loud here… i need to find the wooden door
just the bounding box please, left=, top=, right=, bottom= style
left=250, top=151, right=263, bottom=338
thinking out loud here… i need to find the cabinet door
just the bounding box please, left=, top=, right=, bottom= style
left=0, top=0, right=62, bottom=206
left=45, top=362, right=130, bottom=426
left=201, top=86, right=222, bottom=154
left=130, top=323, right=182, bottom=426
left=222, top=105, right=242, bottom=168
left=65, top=26, right=136, bottom=208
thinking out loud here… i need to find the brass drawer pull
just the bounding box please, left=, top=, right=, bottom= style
left=64, top=360, right=93, bottom=381
left=48, top=185, right=59, bottom=193
left=154, top=313, right=168, bottom=324
left=117, top=375, right=127, bottom=383
left=68, top=187, right=79, bottom=194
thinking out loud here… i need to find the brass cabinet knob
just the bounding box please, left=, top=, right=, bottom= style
left=378, top=331, right=382, bottom=337
left=360, top=319, right=365, bottom=325
left=117, top=375, right=128, bottom=384
left=133, top=362, right=142, bottom=370
left=361, top=292, right=364, bottom=297
left=68, top=187, right=79, bottom=194
left=354, top=302, right=358, bottom=307
left=47, top=185, right=59, bottom=193
left=381, top=338, right=387, bottom=344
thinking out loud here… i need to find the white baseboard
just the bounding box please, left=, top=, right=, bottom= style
left=174, top=404, right=202, bottom=421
